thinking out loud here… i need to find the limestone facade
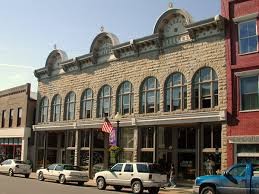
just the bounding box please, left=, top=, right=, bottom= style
left=34, top=8, right=227, bottom=178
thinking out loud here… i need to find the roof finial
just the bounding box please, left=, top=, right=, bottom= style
left=168, top=2, right=173, bottom=9
left=54, top=44, right=57, bottom=50
left=100, top=25, right=104, bottom=32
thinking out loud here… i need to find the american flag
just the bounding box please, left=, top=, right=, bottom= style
left=101, top=118, right=113, bottom=133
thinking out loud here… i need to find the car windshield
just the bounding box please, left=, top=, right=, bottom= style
left=148, top=164, right=162, bottom=173
left=63, top=165, right=82, bottom=171
left=15, top=161, right=26, bottom=164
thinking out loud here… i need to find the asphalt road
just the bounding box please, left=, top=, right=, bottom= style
left=0, top=174, right=192, bottom=194
left=0, top=174, right=120, bottom=194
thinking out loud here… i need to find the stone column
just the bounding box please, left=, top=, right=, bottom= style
left=21, top=137, right=28, bottom=161
left=133, top=127, right=138, bottom=162
left=74, top=129, right=80, bottom=166
left=221, top=123, right=228, bottom=171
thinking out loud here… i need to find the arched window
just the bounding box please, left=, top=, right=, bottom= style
left=192, top=67, right=218, bottom=109
left=165, top=72, right=187, bottom=111
left=117, top=81, right=134, bottom=115
left=98, top=85, right=112, bottom=118
left=51, top=95, right=61, bottom=122
left=80, top=89, right=93, bottom=119
left=39, top=97, right=49, bottom=123
left=140, top=77, right=160, bottom=113
left=64, top=92, right=76, bottom=120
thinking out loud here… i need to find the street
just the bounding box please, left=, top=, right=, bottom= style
left=0, top=174, right=192, bottom=194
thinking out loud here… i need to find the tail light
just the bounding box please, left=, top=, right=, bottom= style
left=149, top=174, right=152, bottom=180
left=15, top=165, right=20, bottom=168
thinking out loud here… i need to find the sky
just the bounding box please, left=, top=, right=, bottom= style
left=0, top=0, right=220, bottom=92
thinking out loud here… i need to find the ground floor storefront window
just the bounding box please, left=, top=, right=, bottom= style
left=0, top=138, right=22, bottom=161
left=236, top=144, right=259, bottom=164
left=178, top=153, right=196, bottom=179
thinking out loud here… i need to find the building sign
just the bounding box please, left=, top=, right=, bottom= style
left=229, top=136, right=259, bottom=143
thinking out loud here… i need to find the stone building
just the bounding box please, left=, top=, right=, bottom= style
left=0, top=83, right=36, bottom=162
left=34, top=7, right=227, bottom=179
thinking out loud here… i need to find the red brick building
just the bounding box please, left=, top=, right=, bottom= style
left=222, top=0, right=259, bottom=166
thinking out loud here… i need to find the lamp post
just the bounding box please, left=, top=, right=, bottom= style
left=114, top=112, right=122, bottom=146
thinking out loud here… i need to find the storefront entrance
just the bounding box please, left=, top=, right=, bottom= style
left=0, top=138, right=22, bottom=162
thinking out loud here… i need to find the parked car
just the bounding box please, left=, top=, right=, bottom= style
left=94, top=162, right=167, bottom=194
left=36, top=164, right=89, bottom=185
left=0, top=159, right=32, bottom=178
left=193, top=163, right=259, bottom=194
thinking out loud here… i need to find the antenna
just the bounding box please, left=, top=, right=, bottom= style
left=168, top=2, right=173, bottom=9
left=54, top=44, right=57, bottom=50
left=100, top=26, right=104, bottom=32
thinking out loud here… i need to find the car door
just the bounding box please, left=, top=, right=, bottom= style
left=105, top=163, right=123, bottom=185
left=52, top=164, right=63, bottom=181
left=45, top=164, right=56, bottom=180
left=120, top=163, right=134, bottom=186
left=0, top=160, right=10, bottom=173
left=219, top=164, right=249, bottom=194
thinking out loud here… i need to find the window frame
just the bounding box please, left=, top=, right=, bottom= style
left=17, top=107, right=22, bottom=127
left=140, top=77, right=160, bottom=114
left=1, top=110, right=6, bottom=128
left=192, top=67, right=218, bottom=109
left=64, top=92, right=76, bottom=121
left=39, top=97, right=49, bottom=123
left=238, top=19, right=258, bottom=55
left=51, top=95, right=62, bottom=122
left=117, top=81, right=134, bottom=115
left=9, top=109, right=14, bottom=128
left=165, top=72, right=187, bottom=112
left=97, top=85, right=112, bottom=118
left=240, top=75, right=259, bottom=111
left=80, top=89, right=93, bottom=119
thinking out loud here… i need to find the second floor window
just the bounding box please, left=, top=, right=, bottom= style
left=1, top=110, right=6, bottom=128
left=165, top=72, right=187, bottom=111
left=98, top=85, right=112, bottom=118
left=9, top=109, right=13, bottom=127
left=240, top=76, right=259, bottom=111
left=117, top=81, right=134, bottom=115
left=17, top=108, right=22, bottom=127
left=51, top=95, right=61, bottom=122
left=64, top=92, right=76, bottom=120
left=193, top=67, right=218, bottom=109
left=81, top=89, right=93, bottom=119
left=140, top=77, right=160, bottom=113
left=239, top=20, right=258, bottom=54
left=39, top=97, right=49, bottom=123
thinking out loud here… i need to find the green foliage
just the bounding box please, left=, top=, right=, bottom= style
left=108, top=146, right=123, bottom=164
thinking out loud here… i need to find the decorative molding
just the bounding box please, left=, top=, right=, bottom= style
left=234, top=69, right=259, bottom=77
left=233, top=12, right=259, bottom=23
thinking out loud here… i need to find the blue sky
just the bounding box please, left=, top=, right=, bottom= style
left=0, top=0, right=220, bottom=92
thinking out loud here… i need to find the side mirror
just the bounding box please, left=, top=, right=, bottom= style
left=223, top=171, right=228, bottom=176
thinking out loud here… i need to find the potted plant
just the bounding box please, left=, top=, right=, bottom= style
left=108, top=145, right=123, bottom=164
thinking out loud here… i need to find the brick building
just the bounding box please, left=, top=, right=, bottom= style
left=0, top=83, right=36, bottom=162
left=34, top=7, right=227, bottom=179
left=222, top=0, right=259, bottom=166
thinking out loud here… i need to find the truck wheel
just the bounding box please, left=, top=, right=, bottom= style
left=131, top=180, right=143, bottom=194
left=9, top=169, right=14, bottom=176
left=114, top=186, right=123, bottom=191
left=201, top=186, right=215, bottom=194
left=96, top=177, right=106, bottom=190
left=38, top=171, right=44, bottom=181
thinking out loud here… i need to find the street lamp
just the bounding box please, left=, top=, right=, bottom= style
left=114, top=112, right=122, bottom=146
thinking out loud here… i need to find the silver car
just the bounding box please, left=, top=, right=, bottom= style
left=0, top=159, right=32, bottom=178
left=36, top=164, right=89, bottom=185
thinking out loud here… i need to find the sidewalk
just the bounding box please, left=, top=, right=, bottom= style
left=30, top=173, right=193, bottom=194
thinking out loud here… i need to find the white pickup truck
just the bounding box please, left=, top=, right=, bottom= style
left=94, top=162, right=167, bottom=194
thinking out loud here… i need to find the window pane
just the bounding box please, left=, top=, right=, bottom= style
left=165, top=89, right=170, bottom=112
left=200, top=68, right=211, bottom=81
left=241, top=76, right=259, bottom=110
left=240, top=38, right=249, bottom=54
left=213, top=125, right=221, bottom=148
left=124, top=82, right=130, bottom=93
left=247, top=20, right=256, bottom=36
left=201, top=83, right=211, bottom=96
left=183, top=86, right=187, bottom=109
left=86, top=90, right=92, bottom=98
left=124, top=164, right=133, bottom=172
left=178, top=128, right=186, bottom=149
left=204, top=125, right=212, bottom=148
left=248, top=36, right=258, bottom=52
left=239, top=22, right=248, bottom=38
left=123, top=95, right=130, bottom=114
left=120, top=128, right=134, bottom=148
left=103, top=86, right=110, bottom=96
left=141, top=127, right=154, bottom=148
left=173, top=73, right=181, bottom=85
left=147, top=78, right=155, bottom=89
left=147, top=91, right=155, bottom=113
left=141, top=93, right=145, bottom=113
